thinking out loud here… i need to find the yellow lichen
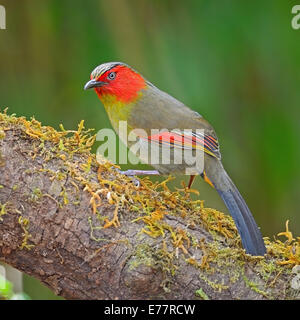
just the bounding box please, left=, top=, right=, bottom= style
left=0, top=202, right=7, bottom=221
left=0, top=128, right=5, bottom=139
left=265, top=221, right=300, bottom=266
left=18, top=216, right=34, bottom=250
left=103, top=202, right=120, bottom=228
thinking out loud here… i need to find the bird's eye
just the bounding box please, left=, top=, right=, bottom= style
left=107, top=72, right=116, bottom=80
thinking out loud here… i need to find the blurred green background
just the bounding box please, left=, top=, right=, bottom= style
left=0, top=0, right=299, bottom=299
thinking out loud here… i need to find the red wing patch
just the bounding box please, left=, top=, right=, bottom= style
left=142, top=131, right=220, bottom=159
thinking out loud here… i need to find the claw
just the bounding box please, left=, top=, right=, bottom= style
left=113, top=168, right=141, bottom=188
left=132, top=178, right=140, bottom=188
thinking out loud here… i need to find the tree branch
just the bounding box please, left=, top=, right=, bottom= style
left=0, top=111, right=299, bottom=300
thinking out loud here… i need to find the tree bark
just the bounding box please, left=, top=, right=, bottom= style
left=0, top=113, right=299, bottom=300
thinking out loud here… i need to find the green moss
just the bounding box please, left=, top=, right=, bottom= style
left=129, top=243, right=177, bottom=277
left=207, top=244, right=245, bottom=279
left=30, top=188, right=43, bottom=202
left=242, top=273, right=270, bottom=299
left=129, top=244, right=155, bottom=270
left=199, top=273, right=229, bottom=292
left=257, top=260, right=279, bottom=282
left=88, top=216, right=110, bottom=242
left=195, top=288, right=210, bottom=300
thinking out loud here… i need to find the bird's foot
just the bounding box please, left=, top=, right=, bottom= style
left=114, top=169, right=160, bottom=187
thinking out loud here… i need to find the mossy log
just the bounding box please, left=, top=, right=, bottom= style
left=0, top=111, right=299, bottom=300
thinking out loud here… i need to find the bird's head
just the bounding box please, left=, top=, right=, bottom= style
left=84, top=62, right=146, bottom=105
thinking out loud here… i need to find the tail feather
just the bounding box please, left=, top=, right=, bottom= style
left=206, top=163, right=266, bottom=256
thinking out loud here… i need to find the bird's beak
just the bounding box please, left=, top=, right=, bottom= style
left=84, top=79, right=107, bottom=90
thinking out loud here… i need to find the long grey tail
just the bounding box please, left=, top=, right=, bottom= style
left=205, top=163, right=266, bottom=256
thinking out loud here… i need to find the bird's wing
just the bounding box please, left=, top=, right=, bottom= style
left=142, top=129, right=221, bottom=160
left=130, top=86, right=221, bottom=159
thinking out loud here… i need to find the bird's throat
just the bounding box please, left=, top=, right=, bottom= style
left=98, top=93, right=137, bottom=133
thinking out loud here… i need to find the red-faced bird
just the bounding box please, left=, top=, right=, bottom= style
left=84, top=62, right=266, bottom=256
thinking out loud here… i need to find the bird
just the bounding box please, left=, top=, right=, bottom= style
left=84, top=61, right=266, bottom=256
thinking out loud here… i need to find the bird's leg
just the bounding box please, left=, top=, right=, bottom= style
left=115, top=169, right=160, bottom=187
left=118, top=169, right=160, bottom=176
left=188, top=175, right=196, bottom=189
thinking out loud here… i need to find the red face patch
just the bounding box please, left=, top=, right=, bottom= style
left=94, top=65, right=146, bottom=103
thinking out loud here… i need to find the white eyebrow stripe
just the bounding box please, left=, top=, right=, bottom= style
left=91, top=62, right=123, bottom=79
